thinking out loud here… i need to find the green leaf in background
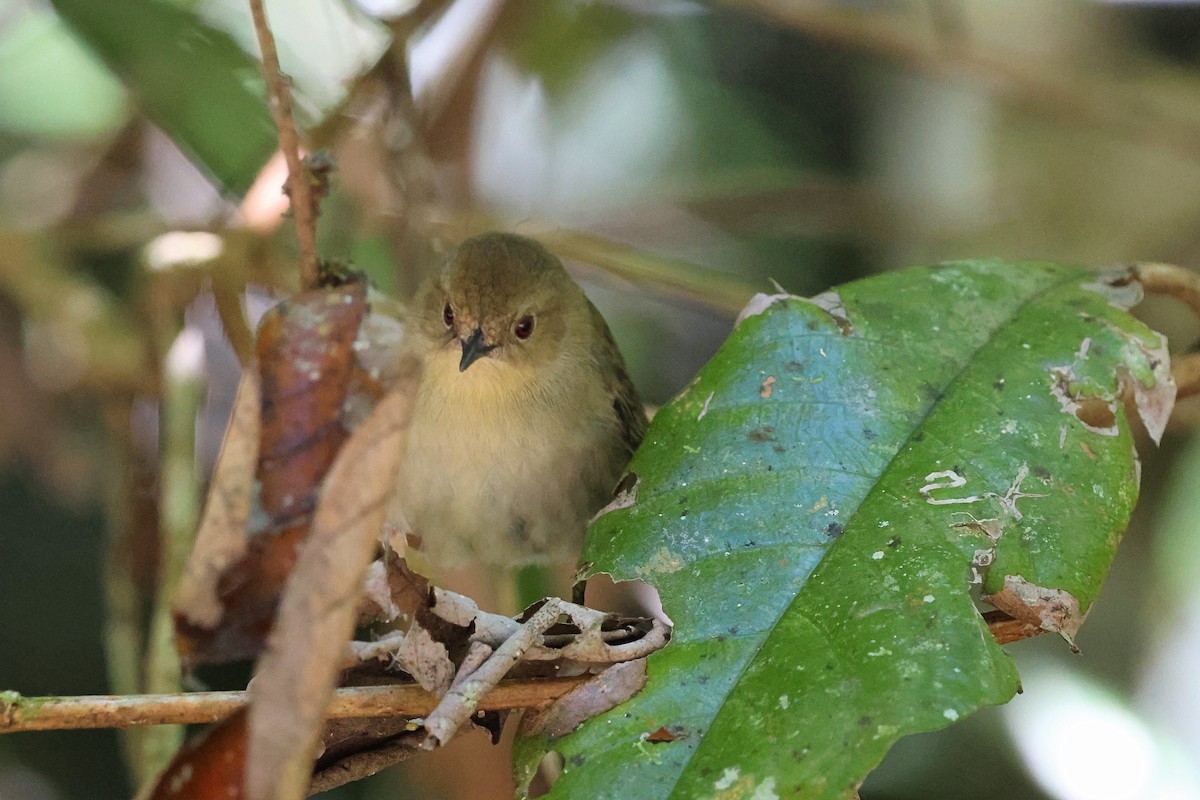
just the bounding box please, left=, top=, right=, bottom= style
left=0, top=7, right=128, bottom=141
left=48, top=0, right=391, bottom=195
left=50, top=0, right=276, bottom=194
left=515, top=262, right=1173, bottom=798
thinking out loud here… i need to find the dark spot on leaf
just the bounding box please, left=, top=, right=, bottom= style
left=1032, top=465, right=1051, bottom=480
left=994, top=377, right=1005, bottom=391
left=571, top=754, right=586, bottom=767
left=698, top=674, right=709, bottom=684
left=1075, top=397, right=1116, bottom=429
left=744, top=540, right=757, bottom=547
left=825, top=522, right=844, bottom=539
left=748, top=426, right=777, bottom=442
left=680, top=508, right=688, bottom=517
left=729, top=625, right=740, bottom=635
left=825, top=663, right=834, bottom=671
left=913, top=432, right=925, bottom=442
left=766, top=465, right=774, bottom=471
left=887, top=536, right=901, bottom=549
left=647, top=727, right=678, bottom=743
left=786, top=360, right=806, bottom=373
left=1081, top=313, right=1095, bottom=322
left=613, top=471, right=639, bottom=497
left=862, top=428, right=877, bottom=440
left=806, top=320, right=819, bottom=331
left=858, top=716, right=872, bottom=727
left=773, top=445, right=786, bottom=454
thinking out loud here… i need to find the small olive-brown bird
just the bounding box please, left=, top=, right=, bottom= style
left=396, top=232, right=647, bottom=575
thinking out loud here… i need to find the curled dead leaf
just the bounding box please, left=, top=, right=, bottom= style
left=245, top=382, right=417, bottom=800
left=520, top=660, right=649, bottom=739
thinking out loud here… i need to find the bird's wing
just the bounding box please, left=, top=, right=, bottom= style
left=588, top=302, right=648, bottom=456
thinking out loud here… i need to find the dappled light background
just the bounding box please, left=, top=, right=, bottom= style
left=2, top=0, right=1200, bottom=798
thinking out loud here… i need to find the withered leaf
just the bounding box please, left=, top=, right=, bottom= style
left=145, top=708, right=247, bottom=800
left=174, top=281, right=368, bottom=664
left=245, top=381, right=417, bottom=800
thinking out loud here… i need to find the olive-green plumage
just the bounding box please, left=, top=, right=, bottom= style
left=397, top=233, right=646, bottom=569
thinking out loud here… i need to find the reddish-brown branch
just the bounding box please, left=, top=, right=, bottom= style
left=2, top=612, right=1045, bottom=736
left=0, top=676, right=591, bottom=734
left=247, top=0, right=319, bottom=290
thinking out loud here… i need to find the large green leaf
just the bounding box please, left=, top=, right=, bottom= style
left=49, top=0, right=390, bottom=194
left=51, top=0, right=276, bottom=194
left=515, top=262, right=1173, bottom=798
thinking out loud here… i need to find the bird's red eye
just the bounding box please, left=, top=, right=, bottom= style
left=443, top=303, right=455, bottom=328
left=514, top=315, right=535, bottom=340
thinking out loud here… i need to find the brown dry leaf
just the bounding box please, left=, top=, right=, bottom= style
left=393, top=626, right=455, bottom=694
left=256, top=280, right=367, bottom=522
left=143, top=708, right=247, bottom=800
left=173, top=373, right=261, bottom=645
left=245, top=377, right=418, bottom=800
left=520, top=660, right=648, bottom=740
left=174, top=282, right=369, bottom=663
left=984, top=574, right=1085, bottom=649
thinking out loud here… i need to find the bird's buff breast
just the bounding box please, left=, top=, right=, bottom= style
left=396, top=352, right=617, bottom=568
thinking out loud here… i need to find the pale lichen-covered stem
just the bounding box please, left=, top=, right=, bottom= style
left=99, top=404, right=149, bottom=777
left=138, top=328, right=206, bottom=784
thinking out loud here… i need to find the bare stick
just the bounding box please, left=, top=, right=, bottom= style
left=0, top=677, right=591, bottom=735
left=423, top=599, right=566, bottom=748
left=247, top=0, right=319, bottom=290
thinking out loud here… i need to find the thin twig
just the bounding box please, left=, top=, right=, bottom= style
left=0, top=677, right=591, bottom=734
left=2, top=609, right=1045, bottom=736
left=247, top=0, right=319, bottom=290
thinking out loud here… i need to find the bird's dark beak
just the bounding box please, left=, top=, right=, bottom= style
left=459, top=327, right=497, bottom=372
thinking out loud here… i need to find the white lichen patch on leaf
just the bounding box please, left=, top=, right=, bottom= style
left=950, top=512, right=1004, bottom=542
left=714, top=767, right=740, bottom=791
left=705, top=769, right=779, bottom=800
left=1081, top=267, right=1143, bottom=311
left=808, top=291, right=853, bottom=336
left=736, top=292, right=794, bottom=325
left=985, top=574, right=1085, bottom=648
left=734, top=289, right=853, bottom=337
left=638, top=546, right=685, bottom=577
left=920, top=470, right=982, bottom=506
left=991, top=463, right=1047, bottom=522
